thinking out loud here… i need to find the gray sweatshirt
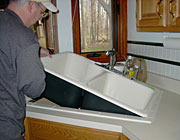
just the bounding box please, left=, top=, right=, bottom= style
left=0, top=8, right=46, bottom=139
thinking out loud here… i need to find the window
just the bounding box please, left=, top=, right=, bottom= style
left=71, top=0, right=127, bottom=62
left=79, top=0, right=113, bottom=53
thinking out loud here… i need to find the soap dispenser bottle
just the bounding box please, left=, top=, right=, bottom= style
left=123, top=56, right=133, bottom=75
left=132, top=65, right=139, bottom=80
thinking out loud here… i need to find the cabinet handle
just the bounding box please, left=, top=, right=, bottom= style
left=156, top=0, right=163, bottom=18
left=169, top=0, right=175, bottom=18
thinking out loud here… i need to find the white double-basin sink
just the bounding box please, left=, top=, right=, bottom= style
left=40, top=52, right=162, bottom=123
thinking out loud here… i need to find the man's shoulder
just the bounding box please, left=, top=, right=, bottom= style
left=0, top=9, right=39, bottom=49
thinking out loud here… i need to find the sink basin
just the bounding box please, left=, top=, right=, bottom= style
left=88, top=73, right=153, bottom=110
left=87, top=72, right=154, bottom=117
left=40, top=52, right=162, bottom=122
left=41, top=52, right=104, bottom=82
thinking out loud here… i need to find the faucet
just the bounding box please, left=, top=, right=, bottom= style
left=105, top=48, right=116, bottom=70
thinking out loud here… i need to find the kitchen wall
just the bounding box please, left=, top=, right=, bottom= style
left=56, top=0, right=180, bottom=81
left=127, top=0, right=180, bottom=81
left=56, top=0, right=73, bottom=52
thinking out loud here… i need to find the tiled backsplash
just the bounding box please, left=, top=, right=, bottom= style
left=128, top=43, right=180, bottom=81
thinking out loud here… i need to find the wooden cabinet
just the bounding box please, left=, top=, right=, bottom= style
left=24, top=117, right=129, bottom=140
left=167, top=0, right=180, bottom=26
left=136, top=0, right=180, bottom=31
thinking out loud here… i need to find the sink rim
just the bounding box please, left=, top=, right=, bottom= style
left=41, top=52, right=162, bottom=119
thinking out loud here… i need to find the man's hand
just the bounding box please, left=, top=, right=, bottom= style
left=40, top=47, right=52, bottom=58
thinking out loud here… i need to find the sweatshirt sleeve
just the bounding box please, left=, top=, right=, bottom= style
left=16, top=44, right=46, bottom=99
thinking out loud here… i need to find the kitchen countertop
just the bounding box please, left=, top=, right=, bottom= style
left=121, top=89, right=180, bottom=140
left=26, top=87, right=180, bottom=140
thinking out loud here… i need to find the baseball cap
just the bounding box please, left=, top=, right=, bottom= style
left=31, top=0, right=58, bottom=12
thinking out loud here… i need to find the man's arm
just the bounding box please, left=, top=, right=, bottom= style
left=16, top=44, right=46, bottom=99
left=39, top=47, right=52, bottom=58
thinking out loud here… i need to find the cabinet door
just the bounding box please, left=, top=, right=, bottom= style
left=136, top=0, right=166, bottom=28
left=167, top=0, right=180, bottom=26
left=25, top=117, right=130, bottom=140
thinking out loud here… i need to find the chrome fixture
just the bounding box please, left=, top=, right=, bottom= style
left=105, top=48, right=116, bottom=70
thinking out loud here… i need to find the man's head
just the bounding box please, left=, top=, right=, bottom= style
left=8, top=0, right=58, bottom=27
left=30, top=0, right=58, bottom=12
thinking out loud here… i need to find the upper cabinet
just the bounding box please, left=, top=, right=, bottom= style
left=136, top=0, right=180, bottom=31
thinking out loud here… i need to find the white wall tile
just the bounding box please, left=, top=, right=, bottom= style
left=170, top=50, right=176, bottom=61
left=127, top=44, right=180, bottom=80
left=158, top=47, right=163, bottom=59
left=175, top=50, right=180, bottom=61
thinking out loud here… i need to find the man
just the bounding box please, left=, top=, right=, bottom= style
left=0, top=0, right=58, bottom=139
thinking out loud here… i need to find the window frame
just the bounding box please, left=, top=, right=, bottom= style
left=71, top=0, right=127, bottom=63
left=44, top=0, right=59, bottom=54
